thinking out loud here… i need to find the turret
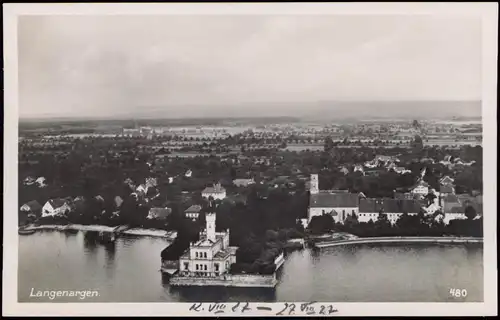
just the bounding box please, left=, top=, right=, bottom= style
left=206, top=212, right=216, bottom=242
left=310, top=174, right=319, bottom=194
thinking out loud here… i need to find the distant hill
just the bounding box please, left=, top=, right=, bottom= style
left=19, top=100, right=481, bottom=123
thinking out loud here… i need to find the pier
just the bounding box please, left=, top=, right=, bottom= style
left=314, top=236, right=483, bottom=248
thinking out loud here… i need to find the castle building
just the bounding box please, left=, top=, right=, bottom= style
left=178, top=213, right=237, bottom=277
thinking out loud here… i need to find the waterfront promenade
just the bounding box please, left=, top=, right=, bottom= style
left=21, top=224, right=177, bottom=239
left=314, top=236, right=483, bottom=248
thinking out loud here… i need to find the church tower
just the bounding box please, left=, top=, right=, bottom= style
left=310, top=174, right=319, bottom=194
left=205, top=212, right=216, bottom=242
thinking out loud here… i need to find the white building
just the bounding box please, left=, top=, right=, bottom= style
left=410, top=179, right=430, bottom=195
left=233, top=178, right=255, bottom=187
left=36, top=177, right=47, bottom=188
left=42, top=199, right=72, bottom=217
left=358, top=198, right=424, bottom=224
left=178, top=213, right=238, bottom=277
left=185, top=205, right=202, bottom=220
left=202, top=183, right=226, bottom=200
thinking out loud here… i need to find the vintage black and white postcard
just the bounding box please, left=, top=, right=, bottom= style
left=3, top=2, right=498, bottom=317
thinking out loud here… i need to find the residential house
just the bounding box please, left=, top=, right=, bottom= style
left=410, top=179, right=430, bottom=195
left=42, top=199, right=72, bottom=217
left=147, top=207, right=172, bottom=220
left=394, top=192, right=415, bottom=200
left=202, top=183, right=226, bottom=200
left=23, top=176, right=36, bottom=186
left=358, top=198, right=425, bottom=224
left=364, top=168, right=384, bottom=177
left=439, top=184, right=455, bottom=195
left=338, top=166, right=349, bottom=175
left=20, top=200, right=42, bottom=217
left=36, top=177, right=47, bottom=188
left=353, top=165, right=364, bottom=174
left=439, top=194, right=469, bottom=224
left=441, top=205, right=467, bottom=225
left=233, top=178, right=255, bottom=187
left=136, top=184, right=148, bottom=194
left=185, top=205, right=202, bottom=220
left=420, top=158, right=435, bottom=164
left=439, top=176, right=455, bottom=186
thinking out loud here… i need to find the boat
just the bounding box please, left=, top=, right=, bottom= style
left=18, top=228, right=36, bottom=235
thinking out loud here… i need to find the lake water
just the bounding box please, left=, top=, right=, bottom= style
left=18, top=231, right=483, bottom=303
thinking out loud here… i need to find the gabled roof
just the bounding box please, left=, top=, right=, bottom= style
left=439, top=176, right=455, bottom=185
left=445, top=205, right=465, bottom=214
left=439, top=184, right=455, bottom=194
left=185, top=205, right=202, bottom=213
left=411, top=179, right=430, bottom=189
left=22, top=200, right=42, bottom=211
left=359, top=198, right=424, bottom=213
left=310, top=192, right=360, bottom=208
left=47, top=198, right=69, bottom=209
left=202, top=183, right=225, bottom=194
left=442, top=193, right=460, bottom=204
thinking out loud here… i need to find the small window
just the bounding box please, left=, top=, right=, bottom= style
left=196, top=264, right=199, bottom=270
left=184, top=262, right=189, bottom=270
left=215, top=263, right=219, bottom=271
left=204, top=265, right=207, bottom=271
left=204, top=252, right=207, bottom=258
left=195, top=252, right=198, bottom=258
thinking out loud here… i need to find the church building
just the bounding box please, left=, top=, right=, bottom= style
left=308, top=174, right=363, bottom=224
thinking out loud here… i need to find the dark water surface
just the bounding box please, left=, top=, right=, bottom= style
left=18, top=231, right=483, bottom=302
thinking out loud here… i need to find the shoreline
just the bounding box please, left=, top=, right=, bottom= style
left=21, top=224, right=177, bottom=240
left=314, top=236, right=484, bottom=248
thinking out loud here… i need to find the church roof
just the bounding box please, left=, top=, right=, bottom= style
left=309, top=192, right=359, bottom=208
left=359, top=198, right=424, bottom=213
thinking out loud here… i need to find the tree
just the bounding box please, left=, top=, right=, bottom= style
left=324, top=136, right=334, bottom=152
left=464, top=206, right=477, bottom=220
left=425, top=192, right=437, bottom=206
left=375, top=211, right=391, bottom=233
left=412, top=135, right=424, bottom=150
left=308, top=214, right=334, bottom=234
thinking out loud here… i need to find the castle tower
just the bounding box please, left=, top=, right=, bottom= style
left=310, top=174, right=319, bottom=194
left=206, top=212, right=216, bottom=242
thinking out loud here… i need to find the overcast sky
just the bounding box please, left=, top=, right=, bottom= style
left=18, top=15, right=482, bottom=118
